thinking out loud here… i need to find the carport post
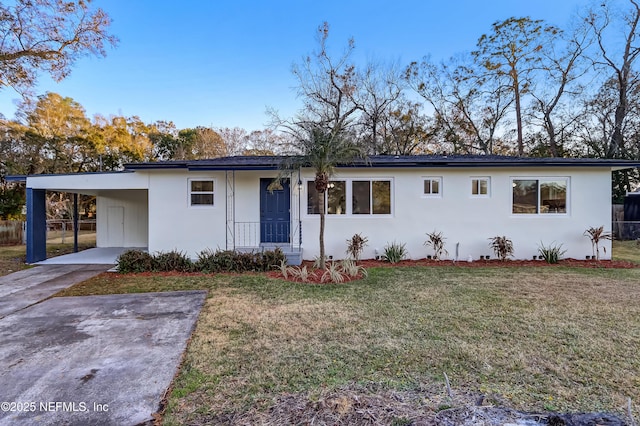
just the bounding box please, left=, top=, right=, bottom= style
left=73, top=193, right=78, bottom=253
left=26, top=188, right=47, bottom=263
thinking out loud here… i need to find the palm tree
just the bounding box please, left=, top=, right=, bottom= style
left=278, top=126, right=365, bottom=269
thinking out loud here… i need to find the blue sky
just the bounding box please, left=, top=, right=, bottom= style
left=0, top=0, right=591, bottom=131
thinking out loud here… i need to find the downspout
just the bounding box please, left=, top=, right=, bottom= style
left=298, top=168, right=302, bottom=251
left=73, top=193, right=78, bottom=253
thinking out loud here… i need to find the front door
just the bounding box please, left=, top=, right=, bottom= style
left=260, top=178, right=290, bottom=243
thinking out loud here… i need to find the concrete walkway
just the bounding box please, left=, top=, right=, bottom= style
left=0, top=264, right=111, bottom=319
left=0, top=290, right=207, bottom=425
left=35, top=247, right=146, bottom=265
left=0, top=264, right=208, bottom=425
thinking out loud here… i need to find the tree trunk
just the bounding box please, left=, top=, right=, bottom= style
left=513, top=75, right=524, bottom=156
left=319, top=190, right=326, bottom=270
left=544, top=110, right=559, bottom=157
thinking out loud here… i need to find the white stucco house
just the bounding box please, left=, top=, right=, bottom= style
left=24, top=155, right=640, bottom=264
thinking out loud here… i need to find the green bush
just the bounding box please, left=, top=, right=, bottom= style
left=116, top=248, right=286, bottom=274
left=538, top=242, right=567, bottom=264
left=259, top=247, right=286, bottom=271
left=116, top=249, right=155, bottom=273
left=383, top=241, right=407, bottom=264
left=154, top=250, right=193, bottom=272
left=194, top=248, right=286, bottom=273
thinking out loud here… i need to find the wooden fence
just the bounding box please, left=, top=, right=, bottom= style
left=0, top=221, right=24, bottom=245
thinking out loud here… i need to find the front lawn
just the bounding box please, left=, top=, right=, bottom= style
left=55, top=266, right=640, bottom=424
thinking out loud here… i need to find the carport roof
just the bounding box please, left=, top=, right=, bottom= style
left=123, top=155, right=640, bottom=171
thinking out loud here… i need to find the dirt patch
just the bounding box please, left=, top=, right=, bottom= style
left=196, top=382, right=630, bottom=425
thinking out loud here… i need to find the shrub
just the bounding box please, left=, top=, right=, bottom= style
left=195, top=248, right=286, bottom=273
left=383, top=241, right=407, bottom=264
left=321, top=261, right=346, bottom=283
left=116, top=249, right=155, bottom=273
left=346, top=233, right=368, bottom=262
left=488, top=236, right=514, bottom=261
left=424, top=230, right=448, bottom=260
left=154, top=250, right=193, bottom=272
left=538, top=242, right=567, bottom=264
left=260, top=248, right=286, bottom=271
left=341, top=258, right=368, bottom=278
left=288, top=265, right=311, bottom=282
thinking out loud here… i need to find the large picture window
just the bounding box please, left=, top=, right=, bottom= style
left=512, top=178, right=567, bottom=214
left=307, top=179, right=392, bottom=216
left=190, top=180, right=214, bottom=206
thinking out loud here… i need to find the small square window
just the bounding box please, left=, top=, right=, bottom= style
left=190, top=180, right=214, bottom=206
left=423, top=177, right=442, bottom=197
left=471, top=178, right=490, bottom=197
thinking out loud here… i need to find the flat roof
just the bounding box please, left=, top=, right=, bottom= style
left=123, top=155, right=640, bottom=171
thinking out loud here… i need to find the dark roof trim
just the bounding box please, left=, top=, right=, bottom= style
left=124, top=155, right=640, bottom=171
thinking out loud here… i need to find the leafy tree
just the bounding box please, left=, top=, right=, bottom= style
left=0, top=0, right=117, bottom=92
left=473, top=17, right=560, bottom=156
left=0, top=183, right=24, bottom=219
left=13, top=92, right=93, bottom=174
left=149, top=121, right=179, bottom=161
left=91, top=114, right=153, bottom=170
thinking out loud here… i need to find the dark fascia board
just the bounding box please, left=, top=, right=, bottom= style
left=123, top=155, right=640, bottom=171
left=6, top=171, right=135, bottom=182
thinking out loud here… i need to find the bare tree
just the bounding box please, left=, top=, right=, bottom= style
left=355, top=60, right=405, bottom=154
left=528, top=20, right=593, bottom=157
left=407, top=55, right=513, bottom=155
left=587, top=0, right=640, bottom=158
left=276, top=22, right=360, bottom=136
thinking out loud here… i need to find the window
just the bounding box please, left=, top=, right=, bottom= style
left=353, top=180, right=391, bottom=214
left=512, top=178, right=567, bottom=214
left=471, top=177, right=490, bottom=197
left=423, top=177, right=442, bottom=197
left=307, top=179, right=392, bottom=216
left=190, top=180, right=214, bottom=206
left=307, top=181, right=346, bottom=214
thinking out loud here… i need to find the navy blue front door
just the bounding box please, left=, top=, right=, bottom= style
left=260, top=178, right=290, bottom=243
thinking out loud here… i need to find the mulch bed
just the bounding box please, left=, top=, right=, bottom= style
left=262, top=258, right=637, bottom=284
left=355, top=258, right=638, bottom=269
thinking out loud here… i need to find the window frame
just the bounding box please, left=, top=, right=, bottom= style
left=188, top=178, right=216, bottom=208
left=305, top=178, right=393, bottom=217
left=511, top=177, right=569, bottom=216
left=470, top=177, right=491, bottom=198
left=422, top=176, right=443, bottom=198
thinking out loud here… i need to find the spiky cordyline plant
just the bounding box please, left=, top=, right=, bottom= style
left=424, top=230, right=448, bottom=260
left=584, top=226, right=612, bottom=260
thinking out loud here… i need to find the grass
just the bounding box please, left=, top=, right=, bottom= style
left=0, top=233, right=96, bottom=277
left=2, top=238, right=639, bottom=422
left=612, top=239, right=640, bottom=264
left=53, top=266, right=640, bottom=424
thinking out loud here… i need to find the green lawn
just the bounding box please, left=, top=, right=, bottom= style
left=54, top=266, right=640, bottom=424
left=2, top=239, right=639, bottom=423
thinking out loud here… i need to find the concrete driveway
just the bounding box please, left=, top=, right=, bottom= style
left=0, top=266, right=207, bottom=425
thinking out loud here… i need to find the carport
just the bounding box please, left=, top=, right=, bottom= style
left=25, top=172, right=149, bottom=263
